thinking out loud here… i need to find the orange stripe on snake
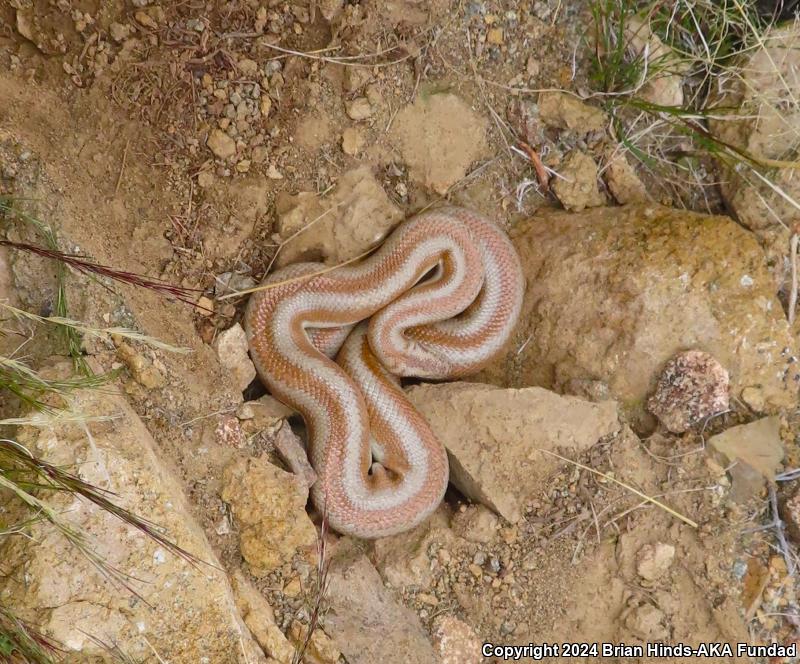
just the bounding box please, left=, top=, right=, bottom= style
left=244, top=206, right=524, bottom=538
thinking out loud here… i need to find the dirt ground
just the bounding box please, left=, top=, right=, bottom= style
left=2, top=1, right=800, bottom=663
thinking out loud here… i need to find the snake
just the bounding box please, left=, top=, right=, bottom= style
left=244, top=206, right=524, bottom=538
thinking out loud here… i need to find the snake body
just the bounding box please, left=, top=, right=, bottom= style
left=245, top=207, right=524, bottom=538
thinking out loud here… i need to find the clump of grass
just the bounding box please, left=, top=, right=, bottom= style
left=0, top=195, right=202, bottom=662
left=588, top=0, right=800, bottom=212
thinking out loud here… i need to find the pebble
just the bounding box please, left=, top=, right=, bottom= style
left=207, top=129, right=237, bottom=159
left=647, top=350, right=729, bottom=433
left=341, top=127, right=365, bottom=156
left=345, top=98, right=373, bottom=121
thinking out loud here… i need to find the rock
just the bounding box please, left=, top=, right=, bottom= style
left=708, top=417, right=783, bottom=480
left=391, top=92, right=489, bottom=194
left=208, top=128, right=237, bottom=159
left=623, top=604, right=668, bottom=641
left=372, top=508, right=454, bottom=589
left=623, top=15, right=685, bottom=107
left=480, top=205, right=800, bottom=423
left=603, top=149, right=649, bottom=204
left=487, top=27, right=504, bottom=45
left=341, top=127, right=365, bottom=155
left=0, top=364, right=265, bottom=663
left=552, top=150, right=605, bottom=211
left=231, top=571, right=296, bottom=663
left=538, top=92, right=607, bottom=134
left=215, top=323, right=257, bottom=392
left=708, top=21, right=800, bottom=283
left=274, top=165, right=403, bottom=266
left=288, top=621, right=341, bottom=664
left=134, top=10, right=158, bottom=29
left=273, top=422, right=317, bottom=488
left=238, top=58, right=259, bottom=77
left=345, top=97, right=373, bottom=120
left=197, top=170, right=215, bottom=188
left=115, top=340, right=166, bottom=389
left=780, top=487, right=800, bottom=545
left=406, top=383, right=620, bottom=522
left=432, top=615, right=483, bottom=664
left=647, top=350, right=730, bottom=433
left=636, top=543, right=675, bottom=582
left=324, top=543, right=438, bottom=664
left=260, top=97, right=272, bottom=118
left=221, top=457, right=318, bottom=575
left=109, top=21, right=132, bottom=43
left=451, top=505, right=499, bottom=544
left=344, top=68, right=371, bottom=93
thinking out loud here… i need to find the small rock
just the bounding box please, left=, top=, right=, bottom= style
left=214, top=323, right=257, bottom=391
left=647, top=350, right=729, bottom=433
left=196, top=171, right=215, bottom=188
left=238, top=58, right=259, bottom=77
left=216, top=415, right=246, bottom=448
left=195, top=295, right=214, bottom=316
left=552, top=150, right=605, bottom=212
left=432, top=616, right=483, bottom=664
left=341, top=127, right=365, bottom=155
left=115, top=341, right=166, bottom=389
left=259, top=96, right=272, bottom=118
left=636, top=543, right=675, bottom=582
left=344, top=68, right=371, bottom=93
left=709, top=416, right=783, bottom=480
left=538, top=92, right=607, bottom=134
left=109, top=22, right=131, bottom=42
left=252, top=145, right=269, bottom=163
left=134, top=10, right=158, bottom=29
left=345, top=97, right=374, bottom=120
left=266, top=164, right=283, bottom=179
left=451, top=505, right=499, bottom=544
left=221, top=457, right=317, bottom=576
left=487, top=27, right=504, bottom=44
left=231, top=571, right=295, bottom=663
left=741, top=386, right=767, bottom=413
left=624, top=604, right=668, bottom=640
left=624, top=16, right=685, bottom=107
left=273, top=423, right=317, bottom=489
left=207, top=128, right=237, bottom=159
left=236, top=403, right=255, bottom=420
left=288, top=621, right=341, bottom=664
left=604, top=149, right=649, bottom=204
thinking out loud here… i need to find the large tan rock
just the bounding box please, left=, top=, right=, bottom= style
left=708, top=19, right=800, bottom=284
left=482, top=205, right=799, bottom=421
left=407, top=382, right=620, bottom=522
left=0, top=369, right=266, bottom=664
left=221, top=456, right=317, bottom=576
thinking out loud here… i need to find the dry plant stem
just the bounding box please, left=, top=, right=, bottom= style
left=769, top=482, right=796, bottom=577
left=791, top=233, right=799, bottom=326
left=292, top=512, right=330, bottom=664
left=536, top=448, right=698, bottom=528
left=217, top=247, right=377, bottom=300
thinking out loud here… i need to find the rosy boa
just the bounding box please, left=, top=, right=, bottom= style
left=245, top=206, right=524, bottom=538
